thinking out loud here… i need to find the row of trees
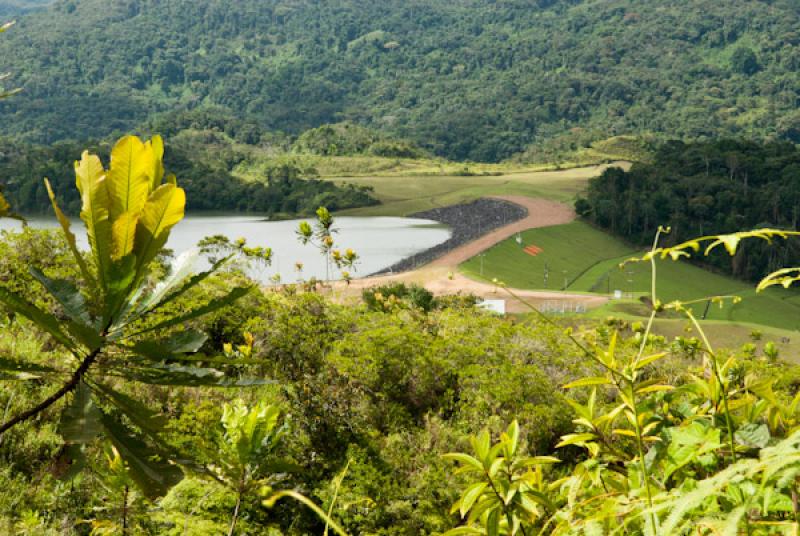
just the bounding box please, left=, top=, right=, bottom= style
left=578, top=139, right=800, bottom=281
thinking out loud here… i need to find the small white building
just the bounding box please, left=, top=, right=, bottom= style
left=478, top=299, right=506, bottom=315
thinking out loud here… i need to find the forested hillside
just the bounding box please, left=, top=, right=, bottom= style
left=0, top=0, right=798, bottom=161
left=0, top=134, right=378, bottom=215
left=578, top=140, right=800, bottom=281
left=0, top=0, right=51, bottom=16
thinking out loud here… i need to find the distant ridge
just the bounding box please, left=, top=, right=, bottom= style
left=0, top=0, right=797, bottom=162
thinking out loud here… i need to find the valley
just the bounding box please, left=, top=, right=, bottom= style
left=1, top=1, right=800, bottom=533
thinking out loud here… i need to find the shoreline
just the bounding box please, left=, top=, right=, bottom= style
left=371, top=198, right=529, bottom=275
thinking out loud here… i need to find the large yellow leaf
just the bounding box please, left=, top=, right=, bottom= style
left=75, top=151, right=111, bottom=287
left=45, top=179, right=95, bottom=287
left=145, top=135, right=165, bottom=192
left=107, top=136, right=153, bottom=222
left=0, top=191, right=10, bottom=215
left=134, top=183, right=186, bottom=278
left=111, top=210, right=140, bottom=260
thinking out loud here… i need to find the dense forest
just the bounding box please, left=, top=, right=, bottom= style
left=578, top=139, right=800, bottom=281
left=0, top=133, right=377, bottom=215
left=0, top=0, right=799, bottom=161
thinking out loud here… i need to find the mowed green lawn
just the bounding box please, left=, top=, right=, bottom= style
left=461, top=221, right=800, bottom=331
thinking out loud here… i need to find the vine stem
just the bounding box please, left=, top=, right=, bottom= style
left=0, top=347, right=102, bottom=436
left=483, top=464, right=528, bottom=536
left=630, top=226, right=665, bottom=535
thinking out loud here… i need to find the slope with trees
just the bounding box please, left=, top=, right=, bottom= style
left=0, top=0, right=798, bottom=161
left=578, top=139, right=800, bottom=281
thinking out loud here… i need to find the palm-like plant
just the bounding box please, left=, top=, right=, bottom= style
left=0, top=135, right=254, bottom=498
left=202, top=400, right=289, bottom=535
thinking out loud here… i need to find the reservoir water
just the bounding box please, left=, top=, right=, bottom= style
left=0, top=214, right=451, bottom=283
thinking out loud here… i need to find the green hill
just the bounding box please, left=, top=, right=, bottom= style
left=0, top=0, right=798, bottom=161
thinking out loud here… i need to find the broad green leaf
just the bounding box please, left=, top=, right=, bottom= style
left=442, top=453, right=484, bottom=471
left=60, top=443, right=89, bottom=481
left=107, top=135, right=153, bottom=222
left=734, top=423, right=770, bottom=449
left=134, top=248, right=200, bottom=314
left=487, top=507, right=500, bottom=536
left=59, top=382, right=103, bottom=444
left=634, top=352, right=668, bottom=370
left=0, top=356, right=58, bottom=374
left=459, top=482, right=488, bottom=518
left=44, top=179, right=95, bottom=288
left=506, top=420, right=519, bottom=457
left=100, top=412, right=182, bottom=500
left=146, top=135, right=165, bottom=191
left=471, top=430, right=491, bottom=464
left=75, top=151, right=112, bottom=289
left=90, top=382, right=166, bottom=437
left=664, top=422, right=722, bottom=481
left=133, top=183, right=186, bottom=281
left=123, top=363, right=271, bottom=387
left=130, top=251, right=231, bottom=321
left=0, top=371, right=41, bottom=380
left=556, top=433, right=596, bottom=448
left=563, top=376, right=610, bottom=389
left=488, top=457, right=504, bottom=478
left=133, top=285, right=252, bottom=335
left=29, top=268, right=92, bottom=327
left=148, top=329, right=208, bottom=353
left=0, top=287, right=77, bottom=351
left=104, top=253, right=137, bottom=322
left=128, top=330, right=208, bottom=361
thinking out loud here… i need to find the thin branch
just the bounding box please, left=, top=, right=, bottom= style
left=0, top=347, right=102, bottom=435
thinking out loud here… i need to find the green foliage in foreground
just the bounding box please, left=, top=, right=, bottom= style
left=7, top=140, right=800, bottom=534
left=0, top=134, right=258, bottom=500
left=446, top=229, right=800, bottom=534
left=5, top=220, right=800, bottom=532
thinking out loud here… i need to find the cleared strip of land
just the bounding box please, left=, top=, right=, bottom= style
left=328, top=162, right=629, bottom=216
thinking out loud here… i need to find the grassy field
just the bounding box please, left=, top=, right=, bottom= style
left=461, top=221, right=800, bottom=331
left=324, top=164, right=626, bottom=216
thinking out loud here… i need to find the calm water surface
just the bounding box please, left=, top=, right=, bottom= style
left=0, top=214, right=451, bottom=283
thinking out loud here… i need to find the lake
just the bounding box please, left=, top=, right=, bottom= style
left=0, top=214, right=451, bottom=283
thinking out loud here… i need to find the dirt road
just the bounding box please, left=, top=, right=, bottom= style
left=430, top=196, right=575, bottom=267
left=335, top=195, right=609, bottom=312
